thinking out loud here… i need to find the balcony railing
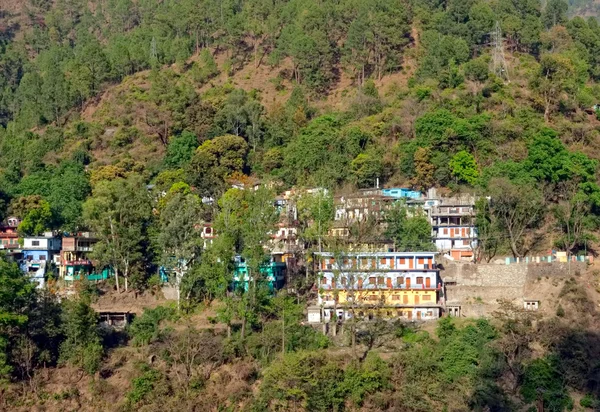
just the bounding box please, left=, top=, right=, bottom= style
left=320, top=283, right=440, bottom=291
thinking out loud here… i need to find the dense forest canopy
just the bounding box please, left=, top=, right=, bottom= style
left=0, top=0, right=600, bottom=256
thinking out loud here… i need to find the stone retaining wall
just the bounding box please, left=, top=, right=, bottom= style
left=443, top=260, right=588, bottom=317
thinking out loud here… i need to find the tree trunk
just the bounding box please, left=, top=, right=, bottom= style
left=124, top=260, right=129, bottom=291
left=115, top=267, right=120, bottom=293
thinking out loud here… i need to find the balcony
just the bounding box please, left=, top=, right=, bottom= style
left=320, top=283, right=440, bottom=291
left=65, top=260, right=93, bottom=266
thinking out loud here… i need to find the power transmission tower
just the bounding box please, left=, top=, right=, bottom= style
left=150, top=36, right=158, bottom=63
left=490, top=21, right=509, bottom=82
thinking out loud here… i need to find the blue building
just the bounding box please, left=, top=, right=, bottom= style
left=21, top=234, right=62, bottom=289
left=382, top=188, right=422, bottom=199
left=233, top=255, right=286, bottom=293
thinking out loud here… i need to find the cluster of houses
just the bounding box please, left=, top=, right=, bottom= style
left=261, top=186, right=479, bottom=323
left=0, top=184, right=480, bottom=323
left=0, top=221, right=109, bottom=288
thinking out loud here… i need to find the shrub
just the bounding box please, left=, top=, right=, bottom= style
left=580, top=394, right=596, bottom=408
left=127, top=364, right=162, bottom=405
left=128, top=306, right=178, bottom=346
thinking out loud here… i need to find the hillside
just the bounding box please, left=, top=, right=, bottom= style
left=4, top=0, right=600, bottom=411
left=569, top=0, right=600, bottom=16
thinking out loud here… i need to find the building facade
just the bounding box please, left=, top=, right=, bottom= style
left=430, top=196, right=478, bottom=260
left=21, top=233, right=62, bottom=288
left=233, top=255, right=286, bottom=292
left=59, top=233, right=105, bottom=282
left=312, top=251, right=442, bottom=323
left=0, top=217, right=20, bottom=250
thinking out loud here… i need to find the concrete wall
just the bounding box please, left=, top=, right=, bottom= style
left=443, top=259, right=588, bottom=317
left=161, top=285, right=178, bottom=301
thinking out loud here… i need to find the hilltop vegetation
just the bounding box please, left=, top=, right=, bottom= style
left=1, top=0, right=600, bottom=256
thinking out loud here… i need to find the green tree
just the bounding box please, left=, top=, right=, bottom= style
left=83, top=175, right=151, bottom=292
left=187, top=134, right=248, bottom=196
left=543, top=0, right=568, bottom=29
left=297, top=190, right=334, bottom=253
left=157, top=191, right=204, bottom=309
left=164, top=130, right=199, bottom=168
left=13, top=197, right=54, bottom=236
left=488, top=177, right=544, bottom=258
left=531, top=53, right=577, bottom=123
left=385, top=202, right=435, bottom=252
left=350, top=152, right=383, bottom=188
left=0, top=258, right=36, bottom=382
left=58, top=297, right=103, bottom=375
left=449, top=150, right=479, bottom=186
left=474, top=197, right=501, bottom=263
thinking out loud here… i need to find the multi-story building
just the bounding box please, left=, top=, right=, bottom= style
left=312, top=251, right=442, bottom=323
left=21, top=233, right=62, bottom=288
left=200, top=223, right=216, bottom=249
left=60, top=232, right=106, bottom=282
left=233, top=255, right=286, bottom=293
left=0, top=217, right=20, bottom=251
left=430, top=195, right=478, bottom=260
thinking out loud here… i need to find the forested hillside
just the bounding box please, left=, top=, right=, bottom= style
left=2, top=0, right=600, bottom=252
left=3, top=0, right=600, bottom=410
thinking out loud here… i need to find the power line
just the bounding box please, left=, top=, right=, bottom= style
left=490, top=21, right=509, bottom=83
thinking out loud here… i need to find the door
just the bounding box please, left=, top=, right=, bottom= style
left=414, top=295, right=420, bottom=305
left=461, top=228, right=467, bottom=237
left=408, top=259, right=414, bottom=269
left=425, top=277, right=431, bottom=288
left=408, top=311, right=412, bottom=320
left=358, top=278, right=363, bottom=289
left=386, top=277, right=392, bottom=288
left=416, top=311, right=421, bottom=320
left=403, top=294, right=409, bottom=304
left=406, top=277, right=411, bottom=288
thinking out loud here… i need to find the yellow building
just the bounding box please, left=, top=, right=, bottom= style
left=313, top=252, right=442, bottom=323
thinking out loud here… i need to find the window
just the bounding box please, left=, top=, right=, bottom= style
left=32, top=240, right=40, bottom=246
left=380, top=258, right=386, bottom=265
left=341, top=277, right=347, bottom=286
left=427, top=311, right=433, bottom=317
left=392, top=295, right=400, bottom=301
left=422, top=295, right=432, bottom=301
left=377, top=277, right=385, bottom=285
left=443, top=228, right=448, bottom=235
left=416, top=277, right=424, bottom=285
left=369, top=277, right=376, bottom=285
left=400, top=258, right=406, bottom=264
left=40, top=255, right=46, bottom=261
left=322, top=277, right=327, bottom=285
left=361, top=258, right=367, bottom=266
left=396, top=277, right=404, bottom=286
